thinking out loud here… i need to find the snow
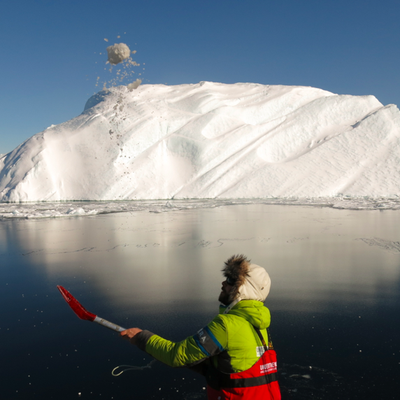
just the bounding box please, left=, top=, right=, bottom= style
left=1, top=81, right=400, bottom=218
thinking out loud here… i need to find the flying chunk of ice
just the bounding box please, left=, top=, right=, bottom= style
left=127, top=79, right=142, bottom=91
left=107, top=43, right=131, bottom=65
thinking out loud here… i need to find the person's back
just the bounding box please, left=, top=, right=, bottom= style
left=202, top=257, right=280, bottom=399
left=121, top=254, right=281, bottom=400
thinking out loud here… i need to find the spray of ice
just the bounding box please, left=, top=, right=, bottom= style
left=96, top=41, right=142, bottom=91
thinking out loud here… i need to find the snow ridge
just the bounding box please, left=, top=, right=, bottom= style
left=1, top=81, right=399, bottom=202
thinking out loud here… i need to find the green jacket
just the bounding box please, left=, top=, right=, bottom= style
left=137, top=300, right=271, bottom=373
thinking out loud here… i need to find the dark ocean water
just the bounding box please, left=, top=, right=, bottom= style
left=1, top=205, right=399, bottom=399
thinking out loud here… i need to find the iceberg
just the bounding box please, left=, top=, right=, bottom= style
left=1, top=81, right=399, bottom=209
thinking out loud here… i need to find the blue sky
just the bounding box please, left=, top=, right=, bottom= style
left=1, top=0, right=399, bottom=155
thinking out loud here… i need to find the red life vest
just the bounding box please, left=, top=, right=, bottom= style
left=205, top=327, right=281, bottom=400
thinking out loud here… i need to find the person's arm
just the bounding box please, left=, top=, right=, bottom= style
left=120, top=315, right=228, bottom=368
left=120, top=327, right=145, bottom=345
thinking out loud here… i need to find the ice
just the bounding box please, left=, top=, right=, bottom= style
left=98, top=42, right=140, bottom=90
left=0, top=197, right=400, bottom=220
left=127, top=79, right=142, bottom=91
left=106, top=43, right=131, bottom=65
left=1, top=81, right=400, bottom=213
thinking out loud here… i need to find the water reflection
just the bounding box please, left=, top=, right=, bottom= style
left=5, top=206, right=399, bottom=306
left=0, top=205, right=399, bottom=399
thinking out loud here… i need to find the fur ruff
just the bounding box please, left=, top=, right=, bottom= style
left=222, top=254, right=250, bottom=303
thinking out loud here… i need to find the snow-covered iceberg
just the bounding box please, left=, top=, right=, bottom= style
left=1, top=81, right=400, bottom=203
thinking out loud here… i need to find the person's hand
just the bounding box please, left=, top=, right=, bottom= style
left=120, top=328, right=143, bottom=345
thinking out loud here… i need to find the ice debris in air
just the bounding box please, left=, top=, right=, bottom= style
left=99, top=42, right=141, bottom=90
left=127, top=79, right=142, bottom=91
left=107, top=43, right=131, bottom=65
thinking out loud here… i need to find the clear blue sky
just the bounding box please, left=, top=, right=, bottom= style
left=1, top=0, right=399, bottom=155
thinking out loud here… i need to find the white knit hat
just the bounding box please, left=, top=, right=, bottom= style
left=238, top=263, right=271, bottom=302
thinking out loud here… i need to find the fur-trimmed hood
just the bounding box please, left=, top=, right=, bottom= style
left=222, top=255, right=271, bottom=303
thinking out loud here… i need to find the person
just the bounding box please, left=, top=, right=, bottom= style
left=120, top=254, right=281, bottom=400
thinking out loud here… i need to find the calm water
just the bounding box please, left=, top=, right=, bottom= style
left=0, top=205, right=399, bottom=399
